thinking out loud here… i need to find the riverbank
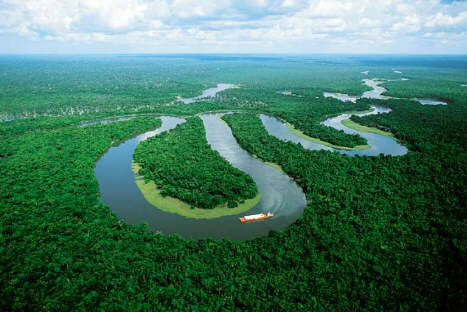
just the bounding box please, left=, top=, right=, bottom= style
left=341, top=119, right=394, bottom=138
left=132, top=162, right=261, bottom=219
left=96, top=113, right=305, bottom=239
left=285, top=122, right=370, bottom=151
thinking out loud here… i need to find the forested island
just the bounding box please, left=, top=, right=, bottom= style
left=133, top=117, right=259, bottom=218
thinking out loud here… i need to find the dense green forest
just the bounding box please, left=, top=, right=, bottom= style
left=134, top=117, right=258, bottom=209
left=223, top=109, right=466, bottom=310
left=1, top=55, right=466, bottom=311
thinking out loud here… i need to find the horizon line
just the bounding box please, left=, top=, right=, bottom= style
left=0, top=52, right=466, bottom=56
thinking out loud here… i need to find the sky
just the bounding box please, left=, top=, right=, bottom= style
left=0, top=0, right=466, bottom=54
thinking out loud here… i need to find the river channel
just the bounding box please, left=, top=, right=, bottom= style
left=95, top=114, right=306, bottom=240
left=95, top=78, right=411, bottom=240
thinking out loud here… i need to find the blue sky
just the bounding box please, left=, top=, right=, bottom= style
left=0, top=0, right=466, bottom=54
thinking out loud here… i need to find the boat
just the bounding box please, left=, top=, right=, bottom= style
left=239, top=212, right=274, bottom=223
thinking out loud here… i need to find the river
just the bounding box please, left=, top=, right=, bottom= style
left=95, top=78, right=412, bottom=240
left=260, top=105, right=408, bottom=157
left=263, top=77, right=409, bottom=156
left=95, top=114, right=306, bottom=240
left=178, top=83, right=236, bottom=104
left=323, top=78, right=447, bottom=105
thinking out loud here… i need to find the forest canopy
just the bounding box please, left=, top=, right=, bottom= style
left=0, top=55, right=466, bottom=311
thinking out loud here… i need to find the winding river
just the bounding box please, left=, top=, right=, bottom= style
left=262, top=77, right=409, bottom=156
left=95, top=114, right=306, bottom=240
left=95, top=78, right=412, bottom=240
left=323, top=78, right=447, bottom=105
left=178, top=83, right=236, bottom=104
left=324, top=79, right=391, bottom=102
left=261, top=105, right=407, bottom=156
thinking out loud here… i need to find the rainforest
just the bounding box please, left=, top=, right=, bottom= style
left=1, top=54, right=466, bottom=311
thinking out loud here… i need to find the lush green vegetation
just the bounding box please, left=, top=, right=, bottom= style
left=341, top=118, right=394, bottom=138
left=223, top=108, right=466, bottom=310
left=285, top=120, right=371, bottom=150
left=133, top=161, right=261, bottom=219
left=1, top=55, right=466, bottom=310
left=134, top=117, right=258, bottom=210
left=274, top=98, right=369, bottom=148
left=0, top=55, right=377, bottom=148
left=220, top=86, right=371, bottom=148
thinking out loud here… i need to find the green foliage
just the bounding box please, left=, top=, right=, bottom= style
left=267, top=96, right=369, bottom=148
left=0, top=55, right=383, bottom=148
left=0, top=55, right=466, bottom=311
left=134, top=117, right=258, bottom=209
left=223, top=107, right=466, bottom=310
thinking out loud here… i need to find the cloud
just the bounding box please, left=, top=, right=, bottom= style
left=425, top=11, right=467, bottom=27
left=0, top=0, right=466, bottom=53
left=393, top=15, right=421, bottom=33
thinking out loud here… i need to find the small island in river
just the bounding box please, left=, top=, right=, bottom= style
left=133, top=117, right=261, bottom=219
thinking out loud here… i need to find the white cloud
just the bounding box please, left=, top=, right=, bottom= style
left=359, top=18, right=379, bottom=27
left=305, top=0, right=355, bottom=17
left=393, top=14, right=421, bottom=32
left=425, top=11, right=467, bottom=27
left=0, top=0, right=466, bottom=53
